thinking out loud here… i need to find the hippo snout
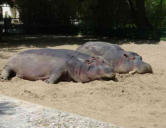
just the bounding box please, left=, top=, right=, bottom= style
left=142, top=62, right=153, bottom=73
left=135, top=62, right=153, bottom=74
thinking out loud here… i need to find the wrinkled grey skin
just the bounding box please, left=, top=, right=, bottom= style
left=1, top=49, right=115, bottom=84
left=77, top=41, right=152, bottom=74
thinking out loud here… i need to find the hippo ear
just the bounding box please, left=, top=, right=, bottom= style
left=123, top=53, right=128, bottom=58
left=86, top=59, right=91, bottom=65
left=140, top=56, right=142, bottom=60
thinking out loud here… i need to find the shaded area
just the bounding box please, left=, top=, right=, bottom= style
left=0, top=0, right=165, bottom=40
left=0, top=102, right=16, bottom=116
left=160, top=29, right=166, bottom=41
left=0, top=35, right=160, bottom=49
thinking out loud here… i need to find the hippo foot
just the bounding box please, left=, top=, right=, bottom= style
left=129, top=69, right=137, bottom=75
left=44, top=79, right=54, bottom=84
left=44, top=75, right=59, bottom=84
left=0, top=74, right=10, bottom=82
left=1, top=66, right=16, bottom=80
left=112, top=76, right=119, bottom=82
left=1, top=70, right=10, bottom=80
left=0, top=75, right=5, bottom=81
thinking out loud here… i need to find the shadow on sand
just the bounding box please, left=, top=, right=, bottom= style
left=0, top=34, right=160, bottom=49
left=0, top=102, right=17, bottom=116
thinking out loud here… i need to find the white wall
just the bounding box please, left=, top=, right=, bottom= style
left=1, top=3, right=19, bottom=18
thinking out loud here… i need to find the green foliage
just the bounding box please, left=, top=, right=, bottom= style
left=79, top=0, right=132, bottom=35
left=146, top=0, right=166, bottom=29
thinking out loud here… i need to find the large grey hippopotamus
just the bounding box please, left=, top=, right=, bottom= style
left=1, top=49, right=115, bottom=84
left=77, top=41, right=152, bottom=74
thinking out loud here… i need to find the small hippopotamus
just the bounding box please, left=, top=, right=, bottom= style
left=1, top=49, right=115, bottom=84
left=77, top=41, right=152, bottom=74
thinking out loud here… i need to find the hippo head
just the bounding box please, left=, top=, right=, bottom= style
left=86, top=57, right=115, bottom=80
left=132, top=56, right=153, bottom=74
left=67, top=55, right=115, bottom=82
left=115, top=51, right=153, bottom=74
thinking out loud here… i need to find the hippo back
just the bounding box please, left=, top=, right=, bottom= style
left=77, top=41, right=126, bottom=67
left=77, top=41, right=152, bottom=74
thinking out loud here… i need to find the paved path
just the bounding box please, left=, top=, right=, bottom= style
left=0, top=95, right=123, bottom=128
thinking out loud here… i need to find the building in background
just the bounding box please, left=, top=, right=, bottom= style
left=0, top=3, right=20, bottom=24
left=0, top=2, right=22, bottom=34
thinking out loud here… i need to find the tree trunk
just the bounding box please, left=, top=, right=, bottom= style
left=128, top=0, right=153, bottom=30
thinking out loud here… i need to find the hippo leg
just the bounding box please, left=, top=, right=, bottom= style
left=1, top=66, right=15, bottom=80
left=129, top=69, right=137, bottom=75
left=44, top=69, right=64, bottom=84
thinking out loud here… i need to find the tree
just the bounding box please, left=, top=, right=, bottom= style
left=15, top=0, right=79, bottom=34
left=14, top=0, right=166, bottom=37
left=79, top=0, right=132, bottom=35
left=146, top=0, right=166, bottom=29
left=128, top=0, right=152, bottom=30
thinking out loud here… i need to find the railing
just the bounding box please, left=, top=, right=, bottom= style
left=0, top=18, right=23, bottom=34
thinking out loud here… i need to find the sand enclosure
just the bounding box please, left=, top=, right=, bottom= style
left=0, top=37, right=166, bottom=128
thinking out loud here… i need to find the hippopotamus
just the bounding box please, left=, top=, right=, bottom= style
left=1, top=49, right=115, bottom=84
left=77, top=41, right=152, bottom=74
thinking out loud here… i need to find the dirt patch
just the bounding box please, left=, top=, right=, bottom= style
left=0, top=40, right=166, bottom=128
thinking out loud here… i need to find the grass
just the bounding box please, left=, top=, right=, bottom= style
left=160, top=37, right=166, bottom=41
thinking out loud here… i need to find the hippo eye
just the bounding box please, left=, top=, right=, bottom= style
left=100, top=59, right=104, bottom=64
left=86, top=60, right=91, bottom=65
left=91, top=57, right=96, bottom=60
left=86, top=59, right=90, bottom=63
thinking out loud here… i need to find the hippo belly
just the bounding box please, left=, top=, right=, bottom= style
left=6, top=54, right=66, bottom=81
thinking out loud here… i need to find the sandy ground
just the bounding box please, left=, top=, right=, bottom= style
left=0, top=37, right=166, bottom=128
